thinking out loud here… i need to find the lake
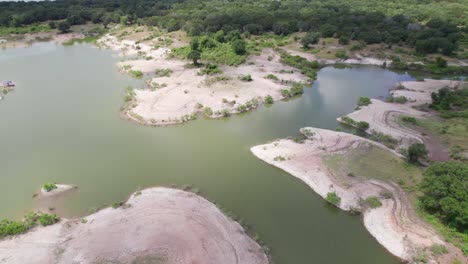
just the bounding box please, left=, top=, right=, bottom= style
left=0, top=43, right=413, bottom=264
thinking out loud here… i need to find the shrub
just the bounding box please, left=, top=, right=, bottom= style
left=335, top=51, right=348, bottom=59
left=290, top=83, right=304, bottom=96
left=326, top=192, right=341, bottom=206
left=203, top=107, right=213, bottom=116
left=129, top=70, right=144, bottom=78
left=221, top=109, right=231, bottom=117
left=237, top=104, right=247, bottom=113
left=198, top=63, right=222, bottom=75
left=264, top=95, right=274, bottom=104
left=0, top=219, right=30, bottom=237
left=231, top=39, right=247, bottom=55
left=407, top=143, right=427, bottom=163
left=279, top=51, right=318, bottom=80
left=357, top=97, right=371, bottom=106
left=239, top=74, right=253, bottom=82
left=38, top=214, right=59, bottom=226
left=387, top=95, right=408, bottom=103
left=341, top=116, right=356, bottom=125
left=265, top=74, right=278, bottom=80
left=357, top=121, right=370, bottom=130
left=431, top=244, right=448, bottom=255
left=43, top=183, right=57, bottom=192
left=155, top=68, right=173, bottom=77
left=394, top=96, right=408, bottom=104
left=281, top=89, right=291, bottom=98
left=112, top=202, right=123, bottom=209
left=273, top=156, right=286, bottom=161
left=301, top=32, right=320, bottom=49
left=365, top=196, right=382, bottom=208
left=402, top=116, right=417, bottom=125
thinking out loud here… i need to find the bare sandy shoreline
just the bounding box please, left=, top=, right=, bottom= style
left=0, top=187, right=268, bottom=264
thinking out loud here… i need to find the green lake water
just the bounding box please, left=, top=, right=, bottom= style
left=0, top=43, right=414, bottom=264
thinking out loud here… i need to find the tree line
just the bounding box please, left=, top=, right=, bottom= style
left=0, top=0, right=466, bottom=55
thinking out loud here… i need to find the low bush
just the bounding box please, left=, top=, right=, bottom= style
left=335, top=51, right=348, bottom=59
left=281, top=89, right=291, bottom=98
left=357, top=121, right=369, bottom=130
left=326, top=192, right=341, bottom=206
left=273, top=156, right=286, bottom=161
left=43, top=183, right=57, bottom=192
left=407, top=143, right=427, bottom=163
left=155, top=68, right=173, bottom=77
left=387, top=95, right=408, bottom=103
left=290, top=83, right=304, bottom=96
left=198, top=63, right=222, bottom=75
left=430, top=244, right=448, bottom=255
left=203, top=107, right=213, bottom=116
left=129, top=70, right=144, bottom=78
left=402, top=116, right=417, bottom=125
left=265, top=74, right=278, bottom=80
left=239, top=74, right=253, bottom=82
left=264, top=95, right=274, bottom=104
left=365, top=196, right=382, bottom=208
left=38, top=213, right=59, bottom=226
left=357, top=97, right=371, bottom=106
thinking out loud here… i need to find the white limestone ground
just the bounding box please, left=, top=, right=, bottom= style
left=0, top=187, right=268, bottom=264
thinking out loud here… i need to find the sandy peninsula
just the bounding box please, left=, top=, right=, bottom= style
left=338, top=79, right=465, bottom=153
left=98, top=33, right=309, bottom=125
left=0, top=187, right=268, bottom=264
left=251, top=127, right=466, bottom=263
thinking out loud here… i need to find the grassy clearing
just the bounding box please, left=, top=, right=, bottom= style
left=0, top=24, right=50, bottom=36
left=323, top=143, right=422, bottom=191
left=412, top=117, right=468, bottom=161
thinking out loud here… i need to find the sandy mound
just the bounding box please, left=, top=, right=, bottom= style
left=0, top=187, right=268, bottom=264
left=251, top=127, right=443, bottom=262
left=39, top=184, right=75, bottom=197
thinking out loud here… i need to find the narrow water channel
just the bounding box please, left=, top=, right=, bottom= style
left=0, top=43, right=414, bottom=264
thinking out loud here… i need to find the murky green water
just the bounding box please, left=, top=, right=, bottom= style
left=0, top=43, right=414, bottom=264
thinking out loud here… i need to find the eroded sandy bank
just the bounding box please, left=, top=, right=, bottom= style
left=251, top=127, right=447, bottom=262
left=0, top=187, right=268, bottom=264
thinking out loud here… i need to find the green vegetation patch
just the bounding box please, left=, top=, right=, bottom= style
left=365, top=196, right=382, bottom=208
left=323, top=143, right=422, bottom=191
left=128, top=70, right=144, bottom=78
left=43, top=183, right=58, bottom=192
left=326, top=192, right=341, bottom=206
left=279, top=51, right=318, bottom=80
left=0, top=212, right=59, bottom=238
left=419, top=162, right=467, bottom=233
left=357, top=97, right=371, bottom=106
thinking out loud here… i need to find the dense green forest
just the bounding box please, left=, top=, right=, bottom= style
left=1, top=0, right=467, bottom=55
